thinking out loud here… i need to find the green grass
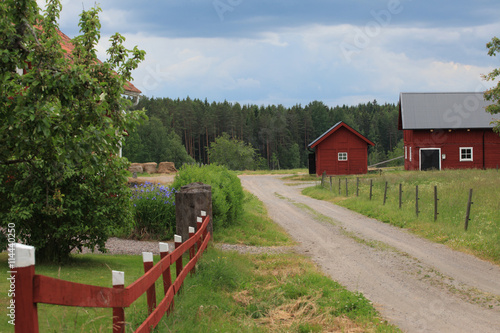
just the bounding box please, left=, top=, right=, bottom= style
left=215, top=191, right=294, bottom=246
left=303, top=169, right=500, bottom=264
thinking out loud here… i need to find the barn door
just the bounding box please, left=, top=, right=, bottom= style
left=420, top=148, right=441, bottom=171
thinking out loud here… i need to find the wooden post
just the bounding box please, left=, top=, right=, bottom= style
left=175, top=183, right=213, bottom=245
left=383, top=181, right=388, bottom=205
left=434, top=186, right=439, bottom=221
left=399, top=183, right=403, bottom=209
left=329, top=176, right=332, bottom=192
left=174, top=235, right=183, bottom=282
left=159, top=242, right=173, bottom=314
left=338, top=178, right=341, bottom=195
left=321, top=171, right=326, bottom=187
left=142, top=252, right=156, bottom=314
left=369, top=179, right=373, bottom=200
left=13, top=244, right=38, bottom=333
left=188, top=227, right=196, bottom=275
left=112, top=271, right=125, bottom=333
left=356, top=177, right=359, bottom=197
left=464, top=189, right=473, bottom=231
left=345, top=178, right=348, bottom=197
left=415, top=185, right=420, bottom=217
left=196, top=216, right=203, bottom=252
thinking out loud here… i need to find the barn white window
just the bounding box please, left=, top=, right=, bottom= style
left=459, top=147, right=473, bottom=161
left=338, top=152, right=347, bottom=161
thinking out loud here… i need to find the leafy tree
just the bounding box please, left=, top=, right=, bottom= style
left=483, top=36, right=500, bottom=133
left=207, top=133, right=258, bottom=170
left=0, top=0, right=145, bottom=262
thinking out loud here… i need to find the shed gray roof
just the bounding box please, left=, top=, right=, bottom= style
left=399, top=92, right=497, bottom=129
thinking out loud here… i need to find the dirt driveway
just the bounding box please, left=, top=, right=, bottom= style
left=240, top=175, right=500, bottom=333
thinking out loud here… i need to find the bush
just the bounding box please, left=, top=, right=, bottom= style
left=172, top=164, right=244, bottom=229
left=130, top=182, right=176, bottom=239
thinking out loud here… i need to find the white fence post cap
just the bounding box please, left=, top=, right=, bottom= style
left=159, top=242, right=169, bottom=252
left=197, top=217, right=202, bottom=223
left=188, top=227, right=195, bottom=233
left=174, top=234, right=182, bottom=243
left=15, top=244, right=35, bottom=268
left=201, top=211, right=207, bottom=217
left=142, top=252, right=153, bottom=263
left=112, top=270, right=125, bottom=286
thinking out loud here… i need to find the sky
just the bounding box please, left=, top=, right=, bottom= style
left=37, top=0, right=500, bottom=108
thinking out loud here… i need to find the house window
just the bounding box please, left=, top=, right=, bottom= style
left=460, top=147, right=473, bottom=161
left=338, top=152, right=347, bottom=161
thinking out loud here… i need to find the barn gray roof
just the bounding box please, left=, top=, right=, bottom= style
left=399, top=92, right=497, bottom=129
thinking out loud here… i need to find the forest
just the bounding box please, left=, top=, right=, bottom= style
left=123, top=97, right=404, bottom=170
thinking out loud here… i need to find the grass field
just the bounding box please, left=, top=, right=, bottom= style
left=302, top=168, right=500, bottom=264
left=0, top=178, right=400, bottom=332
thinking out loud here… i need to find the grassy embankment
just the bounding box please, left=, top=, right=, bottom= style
left=0, top=188, right=400, bottom=332
left=301, top=168, right=500, bottom=264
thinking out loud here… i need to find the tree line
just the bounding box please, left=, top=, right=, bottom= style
left=123, top=96, right=404, bottom=169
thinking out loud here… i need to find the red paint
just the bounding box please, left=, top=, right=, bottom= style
left=143, top=260, right=156, bottom=314
left=310, top=122, right=374, bottom=176
left=402, top=129, right=500, bottom=170
left=15, top=215, right=212, bottom=333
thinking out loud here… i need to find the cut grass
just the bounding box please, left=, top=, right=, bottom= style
left=303, top=169, right=500, bottom=264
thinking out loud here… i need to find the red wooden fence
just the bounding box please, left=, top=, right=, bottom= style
left=12, top=214, right=211, bottom=333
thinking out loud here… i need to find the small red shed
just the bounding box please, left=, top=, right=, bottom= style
left=399, top=92, right=500, bottom=170
left=308, top=121, right=375, bottom=176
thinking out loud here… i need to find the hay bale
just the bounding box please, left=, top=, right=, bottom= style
left=142, top=162, right=158, bottom=174
left=128, top=163, right=143, bottom=174
left=157, top=161, right=177, bottom=174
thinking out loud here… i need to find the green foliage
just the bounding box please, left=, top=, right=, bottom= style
left=172, top=164, right=244, bottom=229
left=129, top=182, right=176, bottom=240
left=0, top=1, right=145, bottom=262
left=207, top=133, right=259, bottom=170
left=483, top=36, right=500, bottom=133
left=122, top=116, right=195, bottom=167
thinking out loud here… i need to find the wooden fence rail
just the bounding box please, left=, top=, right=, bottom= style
left=12, top=214, right=211, bottom=333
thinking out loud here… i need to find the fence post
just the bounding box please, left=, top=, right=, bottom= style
left=369, top=179, right=373, bottom=200
left=464, top=189, right=473, bottom=231
left=338, top=178, right=341, bottom=195
left=321, top=172, right=326, bottom=187
left=356, top=177, right=359, bottom=197
left=159, top=242, right=173, bottom=315
left=383, top=181, right=388, bottom=205
left=188, top=227, right=196, bottom=275
left=13, top=244, right=38, bottom=333
left=112, top=271, right=125, bottom=333
left=142, top=252, right=156, bottom=314
left=345, top=178, right=348, bottom=197
left=399, top=183, right=403, bottom=209
left=329, top=176, right=332, bottom=192
left=415, top=185, right=420, bottom=217
left=174, top=235, right=183, bottom=287
left=434, top=186, right=439, bottom=221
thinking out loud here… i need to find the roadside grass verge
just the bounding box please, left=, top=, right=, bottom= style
left=303, top=169, right=500, bottom=264
left=215, top=191, right=294, bottom=246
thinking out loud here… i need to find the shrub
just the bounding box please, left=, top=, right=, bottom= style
left=172, top=164, right=244, bottom=230
left=130, top=182, right=176, bottom=240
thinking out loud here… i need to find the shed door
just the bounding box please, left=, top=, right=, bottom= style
left=420, top=148, right=440, bottom=171
left=308, top=152, right=316, bottom=175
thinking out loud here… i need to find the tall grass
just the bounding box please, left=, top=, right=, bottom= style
left=304, top=169, right=500, bottom=264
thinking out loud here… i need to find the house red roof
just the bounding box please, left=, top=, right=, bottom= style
left=55, top=29, right=141, bottom=95
left=308, top=121, right=375, bottom=149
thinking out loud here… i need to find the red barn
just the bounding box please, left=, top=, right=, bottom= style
left=308, top=121, right=374, bottom=176
left=399, top=92, right=500, bottom=171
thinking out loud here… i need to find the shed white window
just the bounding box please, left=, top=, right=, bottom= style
left=404, top=146, right=407, bottom=159
left=338, top=152, right=347, bottom=161
left=459, top=147, right=473, bottom=161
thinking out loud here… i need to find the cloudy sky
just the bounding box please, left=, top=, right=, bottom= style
left=38, top=0, right=500, bottom=107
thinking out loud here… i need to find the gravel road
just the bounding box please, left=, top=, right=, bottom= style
left=239, top=175, right=500, bottom=333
